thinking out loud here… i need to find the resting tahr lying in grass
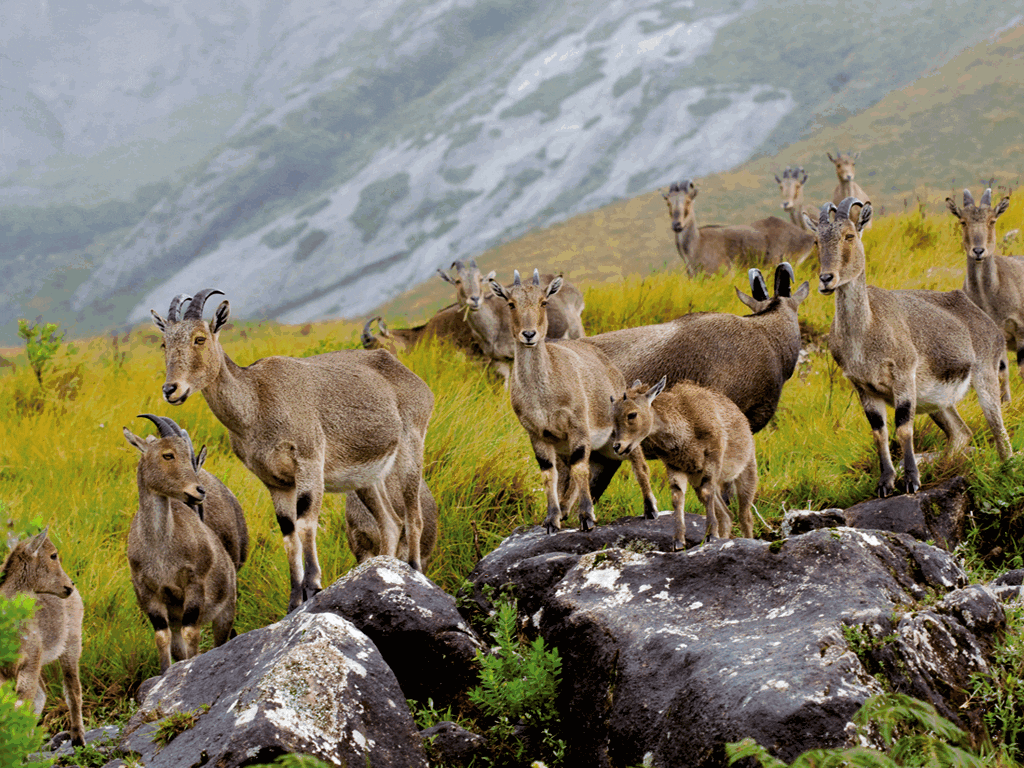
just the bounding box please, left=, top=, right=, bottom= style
left=489, top=269, right=646, bottom=534
left=0, top=528, right=85, bottom=746
left=124, top=414, right=243, bottom=673
left=805, top=198, right=1012, bottom=497
left=610, top=378, right=757, bottom=549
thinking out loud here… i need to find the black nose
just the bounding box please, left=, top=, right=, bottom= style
left=973, top=247, right=986, bottom=258
left=163, top=383, right=177, bottom=398
left=522, top=330, right=537, bottom=342
left=196, top=486, right=206, bottom=498
left=820, top=273, right=834, bottom=286
left=672, top=222, right=683, bottom=232
left=63, top=585, right=73, bottom=597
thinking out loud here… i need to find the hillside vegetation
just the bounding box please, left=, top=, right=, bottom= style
left=4, top=200, right=1024, bottom=736
left=380, top=23, right=1024, bottom=322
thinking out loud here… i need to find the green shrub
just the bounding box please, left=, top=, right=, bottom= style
left=0, top=593, right=50, bottom=768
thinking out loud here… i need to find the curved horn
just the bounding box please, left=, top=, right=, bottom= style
left=775, top=173, right=781, bottom=184
left=836, top=197, right=861, bottom=221
left=669, top=182, right=679, bottom=193
left=182, top=289, right=225, bottom=320
left=748, top=268, right=769, bottom=302
left=774, top=262, right=795, bottom=298
left=513, top=270, right=521, bottom=285
left=167, top=293, right=191, bottom=323
left=819, top=202, right=837, bottom=228
left=981, top=188, right=993, bottom=207
left=532, top=268, right=540, bottom=285
left=962, top=189, right=975, bottom=208
left=362, top=317, right=379, bottom=347
left=137, top=413, right=182, bottom=439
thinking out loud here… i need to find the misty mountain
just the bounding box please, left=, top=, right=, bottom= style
left=1, top=0, right=1020, bottom=342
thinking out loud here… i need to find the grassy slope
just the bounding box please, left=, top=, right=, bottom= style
left=377, top=23, right=1024, bottom=323
left=4, top=22, right=1024, bottom=736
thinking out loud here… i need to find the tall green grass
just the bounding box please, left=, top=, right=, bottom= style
left=3, top=201, right=1024, bottom=733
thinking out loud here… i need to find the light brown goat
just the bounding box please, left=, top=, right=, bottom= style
left=489, top=270, right=649, bottom=532
left=664, top=180, right=815, bottom=276
left=775, top=167, right=818, bottom=232
left=438, top=259, right=586, bottom=382
left=124, top=414, right=243, bottom=673
left=805, top=198, right=1011, bottom=497
left=946, top=188, right=1024, bottom=385
left=827, top=152, right=871, bottom=230
left=0, top=528, right=85, bottom=746
left=154, top=290, right=434, bottom=612
left=361, top=305, right=481, bottom=357
left=610, top=378, right=757, bottom=548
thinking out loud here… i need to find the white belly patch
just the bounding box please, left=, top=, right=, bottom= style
left=324, top=450, right=398, bottom=492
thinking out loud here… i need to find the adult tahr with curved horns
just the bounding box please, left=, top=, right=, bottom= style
left=946, top=188, right=1024, bottom=387
left=152, top=289, right=435, bottom=612
left=804, top=198, right=1012, bottom=497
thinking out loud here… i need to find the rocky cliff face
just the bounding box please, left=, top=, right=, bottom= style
left=2, top=0, right=1021, bottom=340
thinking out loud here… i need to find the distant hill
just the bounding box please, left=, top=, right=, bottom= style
left=377, top=22, right=1024, bottom=322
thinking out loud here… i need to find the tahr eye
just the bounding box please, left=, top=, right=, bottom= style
left=844, top=233, right=855, bottom=241
left=194, top=337, right=206, bottom=346
left=508, top=302, right=515, bottom=310
left=50, top=552, right=58, bottom=561
left=162, top=452, right=174, bottom=461
left=627, top=412, right=637, bottom=421
left=160, top=343, right=166, bottom=350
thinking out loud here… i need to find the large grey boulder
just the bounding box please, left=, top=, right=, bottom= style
left=300, top=556, right=486, bottom=707
left=467, top=524, right=1000, bottom=768
left=117, top=610, right=427, bottom=768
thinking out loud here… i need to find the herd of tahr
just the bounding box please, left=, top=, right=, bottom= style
left=3, top=150, right=1023, bottom=746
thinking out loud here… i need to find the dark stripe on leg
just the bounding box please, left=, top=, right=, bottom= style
left=570, top=445, right=586, bottom=465
left=536, top=456, right=553, bottom=471
left=296, top=492, right=313, bottom=518
left=277, top=514, right=295, bottom=536
left=147, top=613, right=168, bottom=632
left=894, top=402, right=912, bottom=428
left=866, top=411, right=884, bottom=431
left=182, top=605, right=201, bottom=627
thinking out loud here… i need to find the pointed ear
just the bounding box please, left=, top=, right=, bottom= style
left=545, top=275, right=563, bottom=298
left=801, top=211, right=818, bottom=233
left=211, top=300, right=230, bottom=333
left=735, top=287, right=758, bottom=312
left=28, top=528, right=49, bottom=556
left=857, top=203, right=872, bottom=232
left=996, top=196, right=1011, bottom=219
left=826, top=152, right=836, bottom=163
left=151, top=310, right=167, bottom=332
left=437, top=268, right=456, bottom=285
left=196, top=446, right=207, bottom=471
left=124, top=427, right=149, bottom=453
left=489, top=280, right=510, bottom=301
left=485, top=270, right=496, bottom=281
left=647, top=376, right=667, bottom=402
left=945, top=197, right=961, bottom=219
left=791, top=281, right=810, bottom=304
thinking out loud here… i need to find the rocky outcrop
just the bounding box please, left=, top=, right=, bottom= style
left=465, top=521, right=1001, bottom=768
left=116, top=609, right=427, bottom=768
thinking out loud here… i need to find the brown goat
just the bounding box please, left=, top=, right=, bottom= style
left=610, top=378, right=758, bottom=548
left=775, top=167, right=818, bottom=232
left=946, top=188, right=1024, bottom=385
left=0, top=529, right=85, bottom=746
left=124, top=415, right=242, bottom=672
left=361, top=305, right=481, bottom=357
left=827, top=152, right=871, bottom=230
left=153, top=290, right=434, bottom=612
left=664, top=180, right=815, bottom=275
left=805, top=198, right=1011, bottom=497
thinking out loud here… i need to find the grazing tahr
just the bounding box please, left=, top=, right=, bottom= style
left=489, top=270, right=649, bottom=533
left=0, top=528, right=85, bottom=746
left=805, top=198, right=1012, bottom=497
left=361, top=306, right=480, bottom=357
left=153, top=289, right=434, bottom=612
left=827, top=151, right=871, bottom=230
left=582, top=263, right=808, bottom=503
left=438, top=259, right=586, bottom=382
left=946, top=188, right=1024, bottom=386
left=663, top=180, right=815, bottom=276
left=124, top=415, right=242, bottom=672
left=610, top=378, right=758, bottom=548
left=775, top=167, right=817, bottom=233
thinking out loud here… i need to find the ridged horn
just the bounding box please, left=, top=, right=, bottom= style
left=532, top=268, right=540, bottom=285
left=167, top=293, right=191, bottom=323
left=836, top=197, right=861, bottom=221
left=138, top=414, right=198, bottom=471
left=774, top=262, right=795, bottom=298
left=362, top=317, right=380, bottom=347
left=182, top=289, right=225, bottom=320
left=819, top=202, right=837, bottom=228
left=981, top=188, right=993, bottom=207
left=748, top=268, right=769, bottom=302
left=513, top=270, right=521, bottom=285
left=962, top=189, right=975, bottom=208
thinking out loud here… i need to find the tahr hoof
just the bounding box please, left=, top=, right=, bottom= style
left=672, top=538, right=685, bottom=552
left=580, top=517, right=595, bottom=532
left=544, top=523, right=560, bottom=535
left=644, top=509, right=657, bottom=520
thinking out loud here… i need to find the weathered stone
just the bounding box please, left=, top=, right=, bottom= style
left=842, top=476, right=969, bottom=549
left=420, top=721, right=488, bottom=767
left=118, top=611, right=427, bottom=768
left=300, top=556, right=486, bottom=707
left=782, top=507, right=845, bottom=536
left=461, top=513, right=707, bottom=622
left=466, top=526, right=989, bottom=767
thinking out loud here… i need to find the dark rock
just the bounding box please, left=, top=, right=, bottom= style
left=782, top=507, right=845, bottom=535
left=989, top=570, right=1024, bottom=603
left=461, top=513, right=707, bottom=622
left=118, top=610, right=427, bottom=768
left=842, top=476, right=969, bottom=549
left=301, top=556, right=486, bottom=707
left=420, top=721, right=488, bottom=766
left=466, top=526, right=988, bottom=767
